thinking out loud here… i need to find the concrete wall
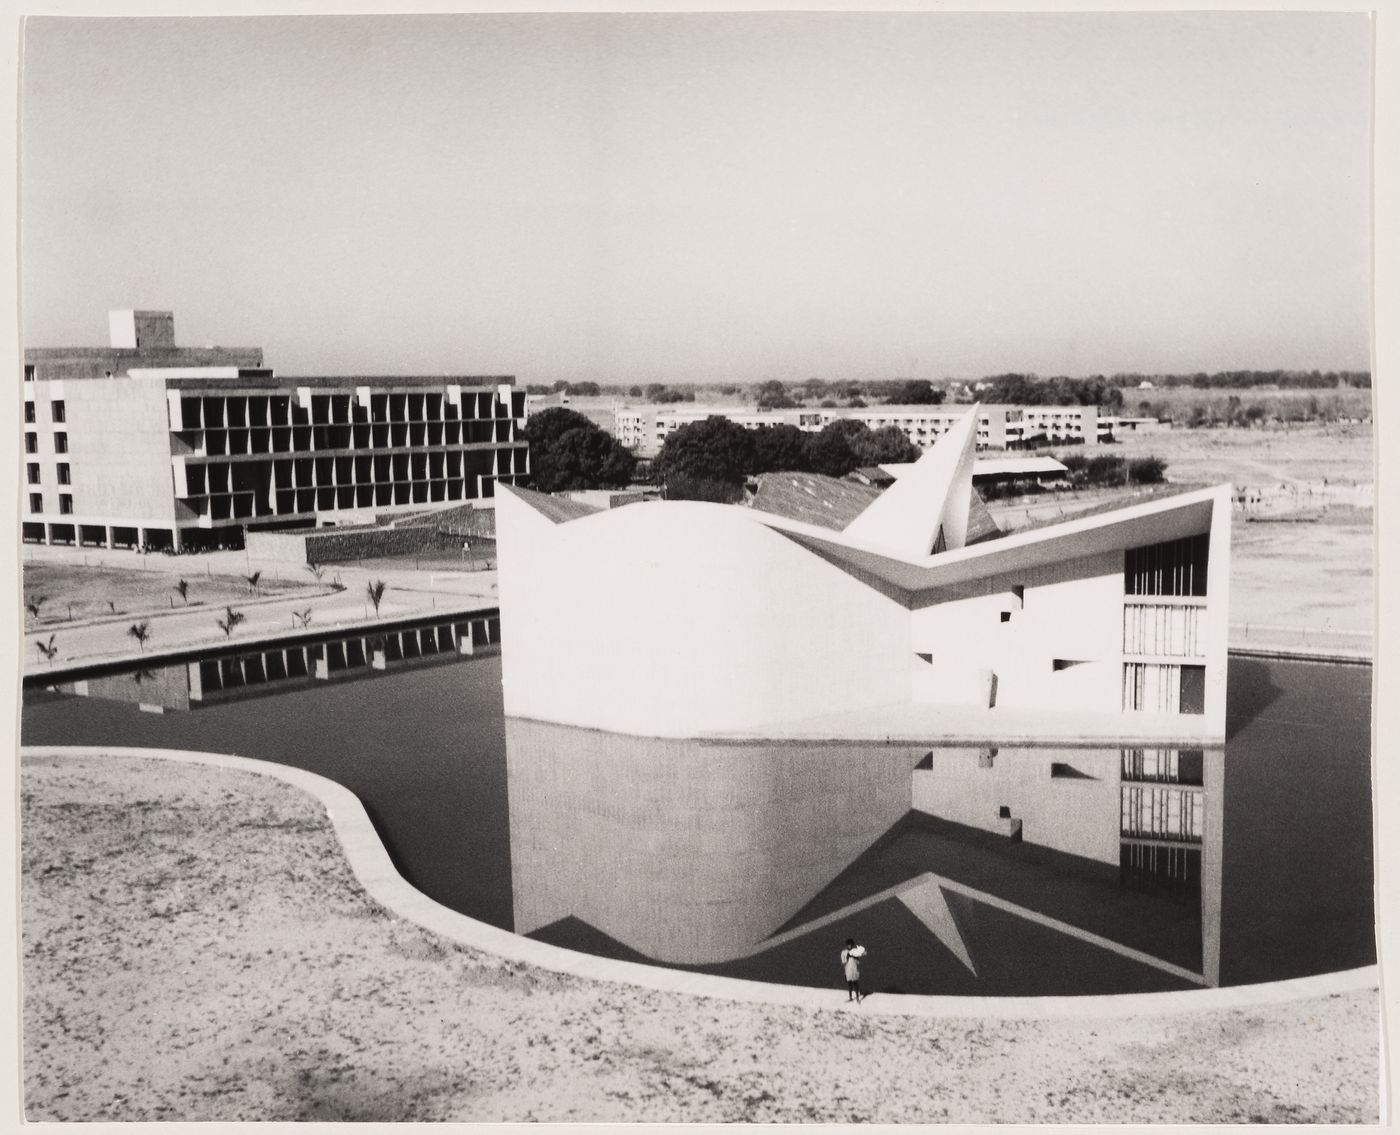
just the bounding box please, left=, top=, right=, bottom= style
left=246, top=523, right=469, bottom=564
left=507, top=717, right=922, bottom=963
left=497, top=490, right=910, bottom=737
left=39, top=377, right=180, bottom=528
left=911, top=746, right=1123, bottom=865
left=25, top=347, right=264, bottom=383
left=908, top=550, right=1123, bottom=714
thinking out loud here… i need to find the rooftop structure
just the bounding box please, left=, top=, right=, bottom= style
left=23, top=312, right=529, bottom=552
left=497, top=407, right=1231, bottom=743
left=25, top=309, right=264, bottom=383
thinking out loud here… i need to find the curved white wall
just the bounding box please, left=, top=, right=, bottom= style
left=497, top=492, right=909, bottom=737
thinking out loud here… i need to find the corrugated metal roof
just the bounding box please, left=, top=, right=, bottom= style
left=880, top=456, right=1069, bottom=479
left=506, top=486, right=604, bottom=524
left=749, top=472, right=883, bottom=530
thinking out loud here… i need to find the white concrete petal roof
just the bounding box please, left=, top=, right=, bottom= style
left=741, top=484, right=1224, bottom=597
left=841, top=405, right=980, bottom=556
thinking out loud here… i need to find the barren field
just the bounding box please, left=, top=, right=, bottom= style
left=20, top=561, right=318, bottom=627
left=1090, top=421, right=1373, bottom=487
left=21, top=752, right=1378, bottom=1124
left=1077, top=424, right=1374, bottom=649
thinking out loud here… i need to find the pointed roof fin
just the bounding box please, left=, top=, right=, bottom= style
left=840, top=406, right=980, bottom=557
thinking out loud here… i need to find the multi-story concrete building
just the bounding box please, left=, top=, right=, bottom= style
left=22, top=312, right=529, bottom=551
left=497, top=406, right=1231, bottom=743
left=612, top=403, right=1101, bottom=457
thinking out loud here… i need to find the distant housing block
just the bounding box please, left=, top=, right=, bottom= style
left=611, top=403, right=1103, bottom=457
left=22, top=311, right=529, bottom=551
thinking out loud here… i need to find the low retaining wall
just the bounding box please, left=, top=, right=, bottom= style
left=246, top=524, right=474, bottom=565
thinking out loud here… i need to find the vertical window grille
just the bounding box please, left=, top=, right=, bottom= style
left=1125, top=534, right=1209, bottom=596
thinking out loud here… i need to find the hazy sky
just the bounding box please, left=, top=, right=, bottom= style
left=21, top=12, right=1373, bottom=383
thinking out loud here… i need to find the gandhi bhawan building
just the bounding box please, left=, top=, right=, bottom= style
left=498, top=407, right=1230, bottom=744
left=23, top=310, right=528, bottom=551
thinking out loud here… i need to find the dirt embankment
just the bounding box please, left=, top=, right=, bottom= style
left=21, top=752, right=1379, bottom=1124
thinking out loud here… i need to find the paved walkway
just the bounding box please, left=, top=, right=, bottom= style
left=21, top=543, right=497, bottom=673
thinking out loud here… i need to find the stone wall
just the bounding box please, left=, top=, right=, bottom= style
left=247, top=524, right=474, bottom=565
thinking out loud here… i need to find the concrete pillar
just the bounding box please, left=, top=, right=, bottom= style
left=105, top=525, right=116, bottom=550
left=44, top=523, right=55, bottom=546
left=172, top=527, right=183, bottom=553
left=1201, top=747, right=1224, bottom=988
left=136, top=527, right=148, bottom=553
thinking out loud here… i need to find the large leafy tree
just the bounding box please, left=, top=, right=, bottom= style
left=750, top=424, right=812, bottom=474
left=524, top=407, right=636, bottom=492
left=654, top=416, right=755, bottom=500
left=861, top=425, right=921, bottom=464
left=804, top=421, right=866, bottom=478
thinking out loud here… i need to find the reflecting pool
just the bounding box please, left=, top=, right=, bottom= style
left=22, top=628, right=1374, bottom=997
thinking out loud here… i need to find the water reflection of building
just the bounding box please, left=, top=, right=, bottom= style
left=42, top=612, right=500, bottom=712
left=507, top=717, right=1222, bottom=986
left=506, top=717, right=924, bottom=964
left=910, top=744, right=1222, bottom=984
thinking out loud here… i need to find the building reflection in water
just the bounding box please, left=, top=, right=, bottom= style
left=40, top=613, right=500, bottom=712
left=506, top=717, right=924, bottom=964
left=507, top=717, right=1222, bottom=987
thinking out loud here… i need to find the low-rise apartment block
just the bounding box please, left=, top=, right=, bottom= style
left=612, top=403, right=1101, bottom=456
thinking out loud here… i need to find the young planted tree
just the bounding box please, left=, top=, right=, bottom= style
left=366, top=580, right=387, bottom=618
left=245, top=570, right=263, bottom=596
left=24, top=594, right=47, bottom=621
left=175, top=579, right=190, bottom=605
left=217, top=607, right=246, bottom=638
left=36, top=635, right=58, bottom=665
left=306, top=563, right=326, bottom=584
left=127, top=621, right=151, bottom=653
left=293, top=608, right=313, bottom=629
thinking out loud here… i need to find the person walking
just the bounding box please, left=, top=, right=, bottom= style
left=841, top=938, right=866, bottom=1003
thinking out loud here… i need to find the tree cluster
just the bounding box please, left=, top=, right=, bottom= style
left=1057, top=452, right=1168, bottom=488
left=653, top=416, right=922, bottom=501
left=523, top=407, right=637, bottom=493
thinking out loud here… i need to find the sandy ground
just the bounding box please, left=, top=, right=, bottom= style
left=21, top=560, right=317, bottom=625
left=21, top=752, right=1379, bottom=1124
left=1088, top=422, right=1373, bottom=490
left=20, top=543, right=499, bottom=673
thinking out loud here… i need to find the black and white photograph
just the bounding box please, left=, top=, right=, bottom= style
left=11, top=4, right=1385, bottom=1125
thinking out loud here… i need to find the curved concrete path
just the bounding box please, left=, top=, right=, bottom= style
left=24, top=743, right=1377, bottom=1022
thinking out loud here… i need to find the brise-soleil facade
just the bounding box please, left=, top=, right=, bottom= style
left=22, top=311, right=528, bottom=551
left=497, top=407, right=1230, bottom=743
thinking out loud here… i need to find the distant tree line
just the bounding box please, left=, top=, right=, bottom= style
left=523, top=369, right=1369, bottom=409
left=1136, top=392, right=1368, bottom=428
left=1111, top=370, right=1370, bottom=390
left=652, top=416, right=921, bottom=503
left=977, top=374, right=1124, bottom=410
